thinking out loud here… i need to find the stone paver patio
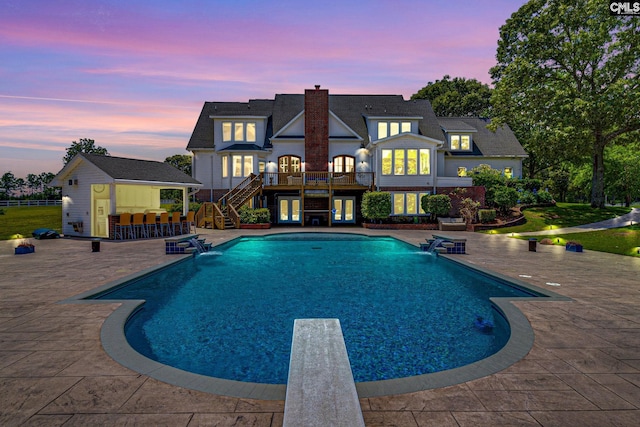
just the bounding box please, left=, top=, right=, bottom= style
left=1, top=228, right=639, bottom=426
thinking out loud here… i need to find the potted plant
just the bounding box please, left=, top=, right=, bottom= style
left=238, top=206, right=271, bottom=229
left=565, top=241, right=583, bottom=252
left=15, top=239, right=35, bottom=255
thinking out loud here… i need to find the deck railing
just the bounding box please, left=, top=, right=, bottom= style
left=262, top=172, right=373, bottom=188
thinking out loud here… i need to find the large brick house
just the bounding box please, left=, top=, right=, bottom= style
left=187, top=86, right=526, bottom=226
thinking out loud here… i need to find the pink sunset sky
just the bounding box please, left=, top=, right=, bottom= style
left=0, top=0, right=527, bottom=178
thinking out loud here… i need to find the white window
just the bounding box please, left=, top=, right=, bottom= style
left=377, top=121, right=411, bottom=140
left=333, top=197, right=355, bottom=223
left=222, top=156, right=228, bottom=178
left=222, top=121, right=257, bottom=142
left=279, top=197, right=301, bottom=223
left=450, top=134, right=471, bottom=151
left=232, top=155, right=254, bottom=177
left=382, top=148, right=430, bottom=176
left=393, top=192, right=430, bottom=215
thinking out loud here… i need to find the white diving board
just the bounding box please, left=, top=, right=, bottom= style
left=283, top=318, right=365, bottom=427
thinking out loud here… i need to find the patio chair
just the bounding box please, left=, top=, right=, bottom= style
left=145, top=212, right=159, bottom=238
left=132, top=213, right=147, bottom=239
left=114, top=213, right=133, bottom=240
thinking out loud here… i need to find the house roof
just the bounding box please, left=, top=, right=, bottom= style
left=54, top=153, right=201, bottom=186
left=187, top=93, right=445, bottom=150
left=437, top=117, right=528, bottom=157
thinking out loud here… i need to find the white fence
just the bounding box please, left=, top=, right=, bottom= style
left=0, top=200, right=62, bottom=207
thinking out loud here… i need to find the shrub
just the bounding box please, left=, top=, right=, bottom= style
left=493, top=186, right=519, bottom=214
left=478, top=209, right=497, bottom=223
left=459, top=197, right=480, bottom=224
left=519, top=191, right=537, bottom=205
left=536, top=190, right=554, bottom=204
left=238, top=205, right=271, bottom=224
left=421, top=194, right=452, bottom=219
left=362, top=191, right=391, bottom=222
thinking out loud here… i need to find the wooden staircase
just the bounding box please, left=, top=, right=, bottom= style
left=195, top=174, right=263, bottom=229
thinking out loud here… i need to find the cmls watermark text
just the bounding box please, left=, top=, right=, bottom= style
left=610, top=1, right=640, bottom=15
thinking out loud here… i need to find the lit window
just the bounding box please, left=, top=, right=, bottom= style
left=407, top=149, right=417, bottom=175
left=222, top=121, right=257, bottom=142
left=406, top=193, right=418, bottom=214
left=378, top=121, right=412, bottom=140
left=333, top=155, right=355, bottom=173
left=233, top=155, right=242, bottom=177
left=246, top=123, right=256, bottom=142
left=504, top=167, right=513, bottom=178
left=450, top=134, right=471, bottom=151
left=243, top=156, right=253, bottom=176
left=419, top=149, right=430, bottom=175
left=378, top=122, right=388, bottom=139
left=458, top=167, right=467, bottom=177
left=279, top=155, right=301, bottom=173
left=222, top=156, right=228, bottom=178
left=461, top=135, right=470, bottom=150
left=394, top=149, right=404, bottom=175
left=393, top=193, right=405, bottom=214
left=258, top=161, right=265, bottom=173
left=451, top=135, right=460, bottom=150
left=382, top=150, right=392, bottom=175
left=235, top=123, right=244, bottom=141
left=223, top=123, right=232, bottom=142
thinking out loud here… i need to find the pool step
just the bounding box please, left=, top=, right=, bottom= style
left=283, top=319, right=365, bottom=427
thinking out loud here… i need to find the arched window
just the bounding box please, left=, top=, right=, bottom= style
left=332, top=155, right=355, bottom=173
left=278, top=155, right=301, bottom=173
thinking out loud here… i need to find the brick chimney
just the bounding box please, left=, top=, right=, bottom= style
left=304, top=85, right=329, bottom=172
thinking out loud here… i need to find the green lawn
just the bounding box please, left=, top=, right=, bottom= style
left=486, top=203, right=631, bottom=234
left=0, top=206, right=62, bottom=240
left=485, top=203, right=639, bottom=257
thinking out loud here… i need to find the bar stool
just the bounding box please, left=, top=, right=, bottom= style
left=170, top=212, right=182, bottom=236
left=182, top=211, right=196, bottom=234
left=114, top=213, right=132, bottom=240
left=132, top=213, right=147, bottom=239
left=145, top=212, right=159, bottom=238
left=158, top=212, right=172, bottom=236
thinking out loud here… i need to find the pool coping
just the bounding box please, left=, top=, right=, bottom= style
left=59, top=233, right=571, bottom=400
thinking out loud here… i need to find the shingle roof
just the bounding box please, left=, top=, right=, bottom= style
left=437, top=117, right=528, bottom=157
left=80, top=153, right=201, bottom=185
left=187, top=92, right=447, bottom=150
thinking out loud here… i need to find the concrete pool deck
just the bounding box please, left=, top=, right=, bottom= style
left=1, top=228, right=639, bottom=426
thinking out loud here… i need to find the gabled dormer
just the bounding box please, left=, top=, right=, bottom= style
left=438, top=119, right=477, bottom=153
left=365, top=117, right=422, bottom=142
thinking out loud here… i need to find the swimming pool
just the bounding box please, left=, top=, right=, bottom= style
left=82, top=232, right=559, bottom=398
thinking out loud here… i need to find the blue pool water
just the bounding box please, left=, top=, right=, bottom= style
left=94, top=233, right=541, bottom=384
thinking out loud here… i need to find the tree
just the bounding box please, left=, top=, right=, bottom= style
left=490, top=0, right=640, bottom=208
left=411, top=75, right=492, bottom=117
left=63, top=138, right=109, bottom=165
left=165, top=154, right=192, bottom=176
left=0, top=172, right=18, bottom=199
left=605, top=142, right=640, bottom=207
